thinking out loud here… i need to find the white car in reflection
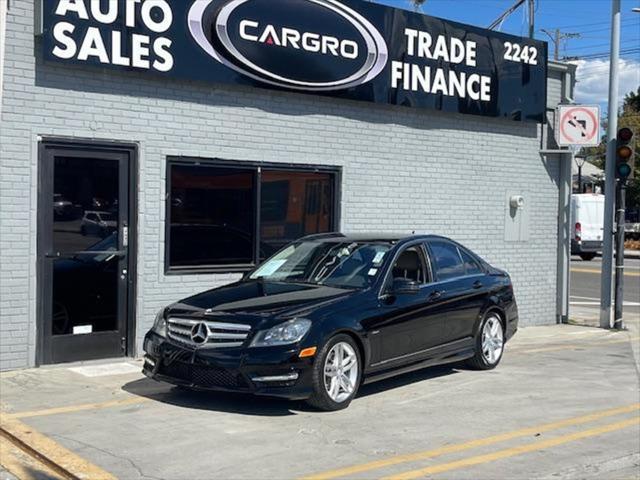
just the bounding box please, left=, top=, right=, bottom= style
left=80, top=211, right=117, bottom=237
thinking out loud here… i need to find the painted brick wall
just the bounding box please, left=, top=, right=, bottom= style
left=0, top=1, right=564, bottom=370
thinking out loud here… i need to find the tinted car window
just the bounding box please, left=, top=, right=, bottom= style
left=429, top=241, right=465, bottom=280
left=460, top=248, right=483, bottom=275
left=392, top=247, right=427, bottom=283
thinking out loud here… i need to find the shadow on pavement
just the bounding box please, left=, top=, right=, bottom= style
left=357, top=365, right=459, bottom=398
left=122, top=365, right=459, bottom=415
left=122, top=378, right=304, bottom=416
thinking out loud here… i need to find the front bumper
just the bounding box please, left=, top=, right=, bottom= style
left=142, top=331, right=315, bottom=400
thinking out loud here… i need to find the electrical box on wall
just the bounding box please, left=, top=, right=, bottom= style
left=505, top=192, right=530, bottom=242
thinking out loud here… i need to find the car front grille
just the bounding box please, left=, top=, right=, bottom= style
left=167, top=317, right=251, bottom=349
left=159, top=362, right=248, bottom=389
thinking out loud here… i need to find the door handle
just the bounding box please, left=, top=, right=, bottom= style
left=428, top=290, right=442, bottom=301
left=473, top=281, right=483, bottom=289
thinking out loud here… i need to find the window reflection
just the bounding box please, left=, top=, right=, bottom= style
left=166, top=162, right=337, bottom=271
left=260, top=171, right=333, bottom=257
left=169, top=165, right=256, bottom=267
left=53, top=157, right=119, bottom=253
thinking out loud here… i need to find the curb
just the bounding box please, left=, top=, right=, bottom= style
left=0, top=414, right=116, bottom=480
left=594, top=252, right=640, bottom=260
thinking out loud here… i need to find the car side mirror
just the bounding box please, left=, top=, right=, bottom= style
left=391, top=277, right=420, bottom=295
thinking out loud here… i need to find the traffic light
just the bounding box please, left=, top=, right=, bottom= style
left=616, top=127, right=635, bottom=180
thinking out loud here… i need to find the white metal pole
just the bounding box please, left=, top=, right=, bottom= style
left=599, top=0, right=621, bottom=329
left=557, top=151, right=572, bottom=324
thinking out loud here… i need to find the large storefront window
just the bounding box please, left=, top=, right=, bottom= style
left=166, top=159, right=338, bottom=272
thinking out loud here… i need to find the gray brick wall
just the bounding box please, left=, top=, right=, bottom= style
left=0, top=1, right=564, bottom=370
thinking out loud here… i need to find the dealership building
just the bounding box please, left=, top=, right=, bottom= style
left=0, top=0, right=576, bottom=370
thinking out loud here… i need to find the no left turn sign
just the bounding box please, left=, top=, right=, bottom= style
left=557, top=105, right=601, bottom=147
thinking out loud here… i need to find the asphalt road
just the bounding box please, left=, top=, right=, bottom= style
left=570, top=256, right=640, bottom=325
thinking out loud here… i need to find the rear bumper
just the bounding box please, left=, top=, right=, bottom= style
left=571, top=239, right=602, bottom=254
left=142, top=331, right=315, bottom=400
left=505, top=301, right=519, bottom=341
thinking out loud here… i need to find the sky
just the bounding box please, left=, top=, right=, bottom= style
left=371, top=0, right=640, bottom=113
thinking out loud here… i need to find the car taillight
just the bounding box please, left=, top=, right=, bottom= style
left=575, top=222, right=581, bottom=242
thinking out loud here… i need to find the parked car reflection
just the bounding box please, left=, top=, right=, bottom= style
left=81, top=210, right=117, bottom=238
left=53, top=194, right=76, bottom=220
left=169, top=224, right=277, bottom=268
left=52, top=233, right=119, bottom=335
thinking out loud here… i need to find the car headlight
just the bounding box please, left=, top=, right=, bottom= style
left=152, top=309, right=167, bottom=337
left=250, top=319, right=312, bottom=347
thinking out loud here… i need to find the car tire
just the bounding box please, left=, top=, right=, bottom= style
left=306, top=334, right=362, bottom=411
left=465, top=312, right=505, bottom=370
left=580, top=253, right=596, bottom=261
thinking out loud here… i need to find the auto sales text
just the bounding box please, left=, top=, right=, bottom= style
left=50, top=0, right=174, bottom=72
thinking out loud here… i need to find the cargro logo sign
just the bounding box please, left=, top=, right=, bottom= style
left=188, top=0, right=389, bottom=91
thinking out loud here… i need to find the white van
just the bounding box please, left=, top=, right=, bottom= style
left=571, top=194, right=605, bottom=261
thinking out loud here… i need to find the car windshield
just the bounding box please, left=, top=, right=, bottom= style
left=249, top=240, right=391, bottom=289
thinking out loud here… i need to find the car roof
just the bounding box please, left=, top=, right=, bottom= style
left=300, top=232, right=451, bottom=244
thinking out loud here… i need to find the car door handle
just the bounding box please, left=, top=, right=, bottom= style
left=428, top=290, right=442, bottom=301
left=473, top=281, right=483, bottom=289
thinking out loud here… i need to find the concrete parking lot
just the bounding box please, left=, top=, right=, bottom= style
left=1, top=324, right=639, bottom=480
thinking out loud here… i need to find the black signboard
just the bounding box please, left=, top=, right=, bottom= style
left=41, top=0, right=548, bottom=122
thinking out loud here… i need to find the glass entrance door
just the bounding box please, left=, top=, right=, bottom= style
left=39, top=144, right=132, bottom=364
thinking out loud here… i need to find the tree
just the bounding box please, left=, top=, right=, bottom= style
left=578, top=87, right=640, bottom=215
left=624, top=87, right=640, bottom=112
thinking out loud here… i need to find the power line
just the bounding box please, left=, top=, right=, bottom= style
left=540, top=28, right=581, bottom=60
left=564, top=47, right=640, bottom=60
left=565, top=39, right=640, bottom=51
left=551, top=18, right=638, bottom=29
left=570, top=21, right=640, bottom=35
left=545, top=17, right=639, bottom=30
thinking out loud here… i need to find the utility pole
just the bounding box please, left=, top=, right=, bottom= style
left=488, top=0, right=525, bottom=30
left=600, top=0, right=621, bottom=329
left=540, top=28, right=581, bottom=61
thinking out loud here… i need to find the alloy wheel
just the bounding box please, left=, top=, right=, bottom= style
left=323, top=341, right=359, bottom=403
left=481, top=315, right=504, bottom=365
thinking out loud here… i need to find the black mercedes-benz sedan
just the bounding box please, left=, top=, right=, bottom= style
left=143, top=233, right=518, bottom=411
